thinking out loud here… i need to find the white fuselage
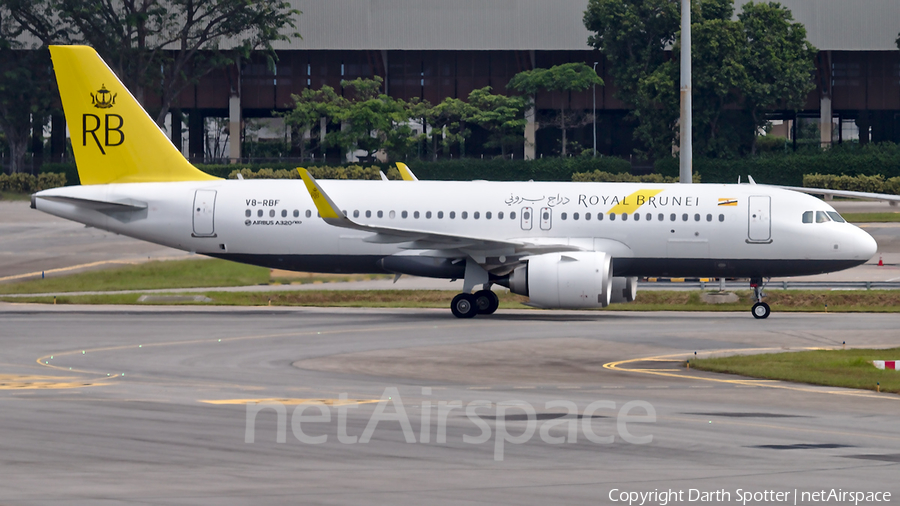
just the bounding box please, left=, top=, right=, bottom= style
left=33, top=179, right=877, bottom=279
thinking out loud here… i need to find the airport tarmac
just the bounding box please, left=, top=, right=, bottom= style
left=1, top=306, right=899, bottom=505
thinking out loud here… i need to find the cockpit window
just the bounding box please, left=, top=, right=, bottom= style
left=827, top=211, right=846, bottom=223
left=815, top=211, right=831, bottom=223
left=802, top=211, right=813, bottom=223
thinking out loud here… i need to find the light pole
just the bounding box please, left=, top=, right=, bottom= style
left=592, top=61, right=598, bottom=158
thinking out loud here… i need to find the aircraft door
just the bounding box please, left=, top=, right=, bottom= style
left=747, top=195, right=771, bottom=242
left=521, top=207, right=533, bottom=230
left=192, top=189, right=217, bottom=237
left=539, top=207, right=552, bottom=230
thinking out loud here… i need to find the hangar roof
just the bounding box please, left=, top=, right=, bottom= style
left=277, top=0, right=900, bottom=51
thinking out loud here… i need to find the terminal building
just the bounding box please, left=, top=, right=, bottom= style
left=26, top=0, right=900, bottom=163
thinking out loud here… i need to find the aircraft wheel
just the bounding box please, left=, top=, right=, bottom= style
left=751, top=302, right=770, bottom=319
left=451, top=293, right=478, bottom=318
left=473, top=289, right=500, bottom=315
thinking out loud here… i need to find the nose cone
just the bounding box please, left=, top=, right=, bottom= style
left=851, top=226, right=878, bottom=261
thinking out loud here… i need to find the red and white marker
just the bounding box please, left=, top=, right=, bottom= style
left=873, top=360, right=897, bottom=370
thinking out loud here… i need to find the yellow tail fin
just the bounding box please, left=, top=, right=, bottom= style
left=50, top=45, right=219, bottom=185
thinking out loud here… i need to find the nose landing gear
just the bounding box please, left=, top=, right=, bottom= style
left=750, top=277, right=770, bottom=319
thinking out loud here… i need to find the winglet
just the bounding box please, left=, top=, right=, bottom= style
left=296, top=168, right=344, bottom=220
left=396, top=162, right=419, bottom=182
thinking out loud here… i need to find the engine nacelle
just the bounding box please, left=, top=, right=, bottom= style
left=507, top=252, right=613, bottom=309
left=609, top=276, right=638, bottom=304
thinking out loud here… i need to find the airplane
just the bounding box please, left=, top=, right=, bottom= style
left=31, top=45, right=879, bottom=319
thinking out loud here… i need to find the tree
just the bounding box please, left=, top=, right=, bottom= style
left=583, top=0, right=679, bottom=158
left=27, top=0, right=299, bottom=126
left=0, top=0, right=63, bottom=173
left=584, top=0, right=816, bottom=158
left=425, top=97, right=475, bottom=160
left=324, top=76, right=411, bottom=162
left=282, top=85, right=341, bottom=160
left=738, top=1, right=816, bottom=154
left=507, top=62, right=603, bottom=157
left=465, top=87, right=529, bottom=158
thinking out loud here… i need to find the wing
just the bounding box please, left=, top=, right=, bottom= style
left=778, top=185, right=900, bottom=203
left=295, top=168, right=579, bottom=270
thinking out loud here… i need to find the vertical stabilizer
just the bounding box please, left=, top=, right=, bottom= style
left=49, top=45, right=219, bottom=185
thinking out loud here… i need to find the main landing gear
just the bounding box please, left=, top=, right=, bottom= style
left=451, top=289, right=500, bottom=318
left=750, top=277, right=770, bottom=319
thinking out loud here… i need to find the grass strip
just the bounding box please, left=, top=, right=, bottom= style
left=690, top=348, right=900, bottom=394
left=841, top=212, right=900, bottom=223
left=3, top=289, right=900, bottom=313
left=0, top=258, right=270, bottom=294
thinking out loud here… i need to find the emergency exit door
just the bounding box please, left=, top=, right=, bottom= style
left=192, top=189, right=217, bottom=237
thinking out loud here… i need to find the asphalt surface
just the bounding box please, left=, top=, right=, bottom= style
left=1, top=306, right=898, bottom=505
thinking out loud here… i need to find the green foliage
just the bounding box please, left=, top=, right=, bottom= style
left=803, top=174, right=900, bottom=195
left=583, top=0, right=817, bottom=159
left=200, top=157, right=631, bottom=182
left=507, top=63, right=604, bottom=157
left=739, top=2, right=817, bottom=154
left=507, top=62, right=603, bottom=95
left=572, top=170, right=698, bottom=183
left=225, top=165, right=399, bottom=181
left=0, top=172, right=66, bottom=192
left=656, top=143, right=900, bottom=185
left=466, top=87, right=529, bottom=158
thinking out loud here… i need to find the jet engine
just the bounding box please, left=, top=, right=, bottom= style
left=609, top=276, right=638, bottom=304
left=503, top=251, right=613, bottom=309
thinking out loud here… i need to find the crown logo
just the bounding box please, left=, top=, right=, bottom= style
left=91, top=84, right=116, bottom=109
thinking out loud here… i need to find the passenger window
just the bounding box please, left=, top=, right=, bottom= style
left=269, top=210, right=276, bottom=218
left=681, top=213, right=688, bottom=221
left=282, top=210, right=287, bottom=218
left=597, top=213, right=603, bottom=221
left=586, top=212, right=591, bottom=221
left=390, top=210, right=396, bottom=219
left=305, top=210, right=312, bottom=218
left=561, top=212, right=567, bottom=220
left=473, top=211, right=480, bottom=219
left=622, top=213, right=628, bottom=221
left=510, top=211, right=516, bottom=219
left=450, top=211, right=456, bottom=219
left=486, top=211, right=492, bottom=219
left=293, top=210, right=299, bottom=218
left=706, top=213, right=712, bottom=222
left=609, top=213, right=616, bottom=221
left=258, top=209, right=263, bottom=217
left=827, top=211, right=845, bottom=223
left=816, top=211, right=831, bottom=223
left=646, top=213, right=651, bottom=221
left=718, top=214, right=725, bottom=222
left=437, top=211, right=444, bottom=219
left=353, top=210, right=359, bottom=218
left=414, top=211, right=420, bottom=219
left=634, top=213, right=640, bottom=221
left=366, top=210, right=372, bottom=218
left=658, top=213, right=664, bottom=221
left=245, top=209, right=251, bottom=217
left=401, top=211, right=408, bottom=219
left=425, top=211, right=431, bottom=219
left=573, top=212, right=579, bottom=221
left=498, top=211, right=504, bottom=219
left=377, top=210, right=384, bottom=218
left=670, top=213, right=676, bottom=221
left=694, top=213, right=700, bottom=221
left=461, top=211, right=468, bottom=219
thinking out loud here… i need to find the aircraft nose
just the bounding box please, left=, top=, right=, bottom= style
left=852, top=226, right=878, bottom=260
